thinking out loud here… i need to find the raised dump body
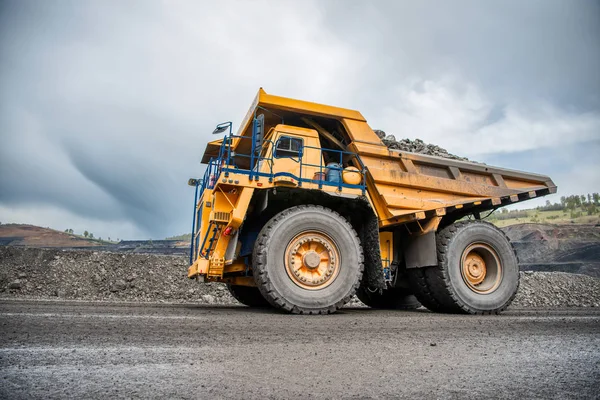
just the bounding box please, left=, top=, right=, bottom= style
left=187, top=89, right=556, bottom=314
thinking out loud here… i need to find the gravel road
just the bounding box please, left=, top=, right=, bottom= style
left=1, top=301, right=599, bottom=399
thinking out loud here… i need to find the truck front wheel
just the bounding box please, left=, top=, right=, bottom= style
left=253, top=205, right=364, bottom=314
left=409, top=221, right=519, bottom=314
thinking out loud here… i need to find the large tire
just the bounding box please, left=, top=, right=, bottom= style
left=253, top=205, right=364, bottom=314
left=226, top=284, right=271, bottom=308
left=407, top=268, right=447, bottom=312
left=409, top=221, right=519, bottom=314
left=356, top=286, right=421, bottom=310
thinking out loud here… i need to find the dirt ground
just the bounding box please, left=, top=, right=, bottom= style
left=1, top=301, right=598, bottom=399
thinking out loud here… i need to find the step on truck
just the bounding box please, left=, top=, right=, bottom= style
left=187, top=88, right=556, bottom=314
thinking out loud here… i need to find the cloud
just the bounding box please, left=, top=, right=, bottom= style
left=481, top=139, right=600, bottom=208
left=0, top=0, right=362, bottom=239
left=0, top=204, right=144, bottom=240
left=0, top=0, right=598, bottom=239
left=372, top=78, right=600, bottom=157
left=321, top=0, right=600, bottom=109
left=475, top=104, right=600, bottom=154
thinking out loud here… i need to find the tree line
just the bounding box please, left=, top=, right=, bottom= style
left=488, top=192, right=599, bottom=221
left=538, top=193, right=599, bottom=215
left=63, top=228, right=119, bottom=242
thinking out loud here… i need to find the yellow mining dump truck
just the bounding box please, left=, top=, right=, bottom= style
left=187, top=88, right=556, bottom=314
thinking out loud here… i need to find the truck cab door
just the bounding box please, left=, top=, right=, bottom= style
left=270, top=135, right=304, bottom=180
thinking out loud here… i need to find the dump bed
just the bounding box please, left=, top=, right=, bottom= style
left=349, top=140, right=556, bottom=228
left=211, top=88, right=557, bottom=228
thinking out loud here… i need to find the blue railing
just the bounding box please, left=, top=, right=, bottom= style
left=212, top=134, right=367, bottom=192
left=296, top=144, right=367, bottom=192
left=189, top=122, right=368, bottom=265
left=188, top=157, right=226, bottom=264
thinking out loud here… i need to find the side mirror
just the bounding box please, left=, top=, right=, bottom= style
left=212, top=126, right=228, bottom=135
left=188, top=178, right=198, bottom=187
left=212, top=121, right=232, bottom=135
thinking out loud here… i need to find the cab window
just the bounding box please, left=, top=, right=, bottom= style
left=275, top=136, right=303, bottom=158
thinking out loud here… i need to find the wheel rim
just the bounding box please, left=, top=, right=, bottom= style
left=460, top=243, right=502, bottom=294
left=284, top=231, right=341, bottom=290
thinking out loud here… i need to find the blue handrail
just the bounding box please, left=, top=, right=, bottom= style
left=190, top=121, right=369, bottom=265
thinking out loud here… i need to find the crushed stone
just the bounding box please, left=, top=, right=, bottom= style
left=1, top=247, right=598, bottom=308
left=374, top=129, right=469, bottom=161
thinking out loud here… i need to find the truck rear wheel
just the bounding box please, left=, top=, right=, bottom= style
left=409, top=221, right=519, bottom=314
left=253, top=205, right=364, bottom=314
left=356, top=286, right=421, bottom=310
left=226, top=284, right=271, bottom=308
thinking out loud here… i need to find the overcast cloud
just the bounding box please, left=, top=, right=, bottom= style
left=1, top=0, right=599, bottom=239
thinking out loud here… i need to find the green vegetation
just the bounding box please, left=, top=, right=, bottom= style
left=165, top=233, right=192, bottom=241
left=487, top=193, right=600, bottom=227
left=62, top=227, right=118, bottom=244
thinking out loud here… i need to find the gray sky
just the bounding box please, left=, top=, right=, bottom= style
left=1, top=0, right=599, bottom=239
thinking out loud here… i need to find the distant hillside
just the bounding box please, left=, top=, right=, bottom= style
left=165, top=233, right=192, bottom=241
left=486, top=193, right=599, bottom=227
left=487, top=206, right=599, bottom=227
left=0, top=224, right=190, bottom=254
left=0, top=224, right=104, bottom=248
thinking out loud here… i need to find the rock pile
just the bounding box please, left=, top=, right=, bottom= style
left=373, top=129, right=469, bottom=161
left=512, top=271, right=600, bottom=308
left=0, top=247, right=235, bottom=304
left=1, top=247, right=599, bottom=308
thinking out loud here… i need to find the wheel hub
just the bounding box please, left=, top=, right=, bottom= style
left=460, top=243, right=502, bottom=294
left=464, top=253, right=486, bottom=285
left=302, top=251, right=321, bottom=269
left=285, top=231, right=340, bottom=290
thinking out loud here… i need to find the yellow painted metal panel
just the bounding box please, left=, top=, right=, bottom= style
left=379, top=232, right=393, bottom=268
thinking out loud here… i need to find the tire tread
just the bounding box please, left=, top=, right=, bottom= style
left=253, top=205, right=364, bottom=315
left=409, top=220, right=519, bottom=315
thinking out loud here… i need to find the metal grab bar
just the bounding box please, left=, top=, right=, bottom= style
left=190, top=129, right=369, bottom=264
